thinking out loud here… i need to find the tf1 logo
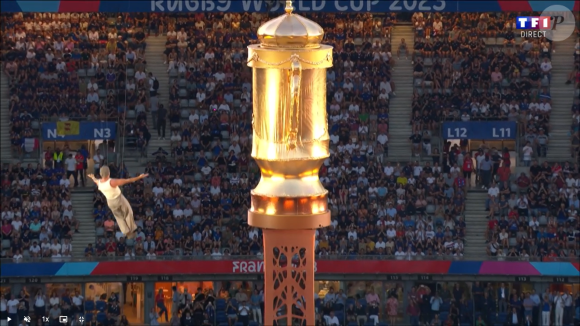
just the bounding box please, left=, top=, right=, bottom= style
left=517, top=16, right=565, bottom=30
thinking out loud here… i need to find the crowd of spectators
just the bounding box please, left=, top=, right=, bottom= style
left=469, top=282, right=580, bottom=326
left=1, top=12, right=150, bottom=157
left=407, top=12, right=556, bottom=160
left=0, top=161, right=81, bottom=260
left=2, top=287, right=88, bottom=326
left=151, top=285, right=253, bottom=326
left=2, top=10, right=580, bottom=326
left=164, top=281, right=580, bottom=326
left=395, top=12, right=580, bottom=261
left=570, top=36, right=580, bottom=161
left=90, top=12, right=472, bottom=260
left=2, top=280, right=578, bottom=326
left=7, top=10, right=580, bottom=261
left=485, top=159, right=580, bottom=259
left=90, top=156, right=468, bottom=259
left=4, top=10, right=576, bottom=262
left=1, top=284, right=148, bottom=326
left=82, top=288, right=131, bottom=326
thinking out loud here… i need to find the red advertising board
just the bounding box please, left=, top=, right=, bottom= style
left=91, top=260, right=452, bottom=275
left=3, top=260, right=577, bottom=277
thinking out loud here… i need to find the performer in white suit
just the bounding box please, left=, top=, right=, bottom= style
left=88, top=166, right=147, bottom=239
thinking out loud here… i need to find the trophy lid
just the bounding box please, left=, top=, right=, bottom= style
left=257, top=0, right=324, bottom=49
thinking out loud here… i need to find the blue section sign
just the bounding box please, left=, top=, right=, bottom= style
left=42, top=122, right=117, bottom=141
left=442, top=121, right=517, bottom=140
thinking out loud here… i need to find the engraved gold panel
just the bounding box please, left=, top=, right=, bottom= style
left=247, top=45, right=333, bottom=70
left=252, top=68, right=329, bottom=161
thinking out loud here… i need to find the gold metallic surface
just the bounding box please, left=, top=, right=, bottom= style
left=252, top=158, right=327, bottom=197
left=252, top=68, right=329, bottom=161
left=247, top=45, right=333, bottom=70
left=250, top=195, right=328, bottom=215
left=257, top=1, right=324, bottom=49
left=288, top=58, right=301, bottom=150
left=284, top=0, right=294, bottom=14
left=248, top=210, right=330, bottom=230
left=248, top=5, right=332, bottom=324
left=252, top=164, right=328, bottom=197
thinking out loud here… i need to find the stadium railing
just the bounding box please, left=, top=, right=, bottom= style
left=2, top=255, right=578, bottom=264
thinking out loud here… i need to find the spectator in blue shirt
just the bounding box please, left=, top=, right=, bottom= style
left=403, top=216, right=415, bottom=229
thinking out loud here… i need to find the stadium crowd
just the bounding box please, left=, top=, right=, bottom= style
left=0, top=11, right=154, bottom=260
left=409, top=12, right=555, bottom=162
left=2, top=12, right=150, bottom=157
left=2, top=9, right=579, bottom=269
left=81, top=11, right=472, bottom=261
left=5, top=10, right=580, bottom=263
left=73, top=12, right=580, bottom=263
left=403, top=12, right=580, bottom=261
left=570, top=36, right=580, bottom=161
left=485, top=159, right=580, bottom=260
left=149, top=280, right=580, bottom=326
left=0, top=161, right=80, bottom=260
left=0, top=284, right=142, bottom=326
left=1, top=9, right=580, bottom=326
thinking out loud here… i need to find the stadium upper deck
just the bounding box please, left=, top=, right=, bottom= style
left=2, top=0, right=580, bottom=13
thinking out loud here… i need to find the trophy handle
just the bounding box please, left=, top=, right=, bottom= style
left=288, top=57, right=301, bottom=150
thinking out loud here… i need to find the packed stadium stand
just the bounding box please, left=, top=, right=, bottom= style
left=72, top=12, right=477, bottom=260
left=2, top=10, right=579, bottom=260
left=1, top=8, right=580, bottom=326
left=0, top=12, right=159, bottom=258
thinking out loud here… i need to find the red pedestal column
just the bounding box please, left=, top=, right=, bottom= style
left=262, top=229, right=316, bottom=326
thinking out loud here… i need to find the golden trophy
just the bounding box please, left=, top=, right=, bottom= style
left=247, top=1, right=333, bottom=325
